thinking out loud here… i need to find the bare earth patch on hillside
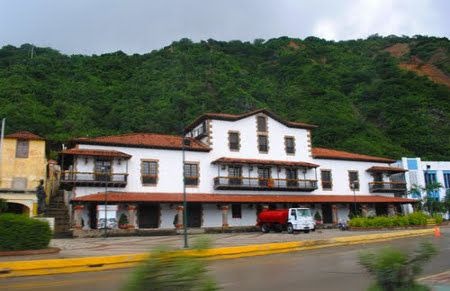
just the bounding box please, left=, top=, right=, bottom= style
left=399, top=62, right=450, bottom=87
left=287, top=40, right=301, bottom=50
left=381, top=43, right=410, bottom=58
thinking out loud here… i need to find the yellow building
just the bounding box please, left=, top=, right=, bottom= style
left=0, top=132, right=47, bottom=216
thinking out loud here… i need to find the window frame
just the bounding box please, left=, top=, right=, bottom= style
left=286, top=168, right=298, bottom=187
left=321, top=169, right=333, bottom=190
left=228, top=166, right=242, bottom=185
left=348, top=170, right=360, bottom=191
left=141, top=159, right=159, bottom=186
left=228, top=131, right=240, bottom=152
left=444, top=173, right=450, bottom=189
left=284, top=136, right=296, bottom=155
left=15, top=139, right=29, bottom=158
left=257, top=116, right=267, bottom=132
left=258, top=134, right=269, bottom=153
left=184, top=162, right=200, bottom=187
left=258, top=167, right=271, bottom=186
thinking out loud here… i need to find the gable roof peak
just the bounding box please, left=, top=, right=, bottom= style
left=185, top=108, right=317, bottom=132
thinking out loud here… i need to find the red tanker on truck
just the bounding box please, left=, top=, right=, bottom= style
left=257, top=208, right=315, bottom=234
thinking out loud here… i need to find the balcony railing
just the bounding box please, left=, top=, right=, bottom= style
left=61, top=171, right=128, bottom=188
left=369, top=182, right=407, bottom=193
left=214, top=176, right=318, bottom=191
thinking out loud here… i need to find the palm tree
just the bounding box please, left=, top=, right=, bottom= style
left=421, top=182, right=443, bottom=215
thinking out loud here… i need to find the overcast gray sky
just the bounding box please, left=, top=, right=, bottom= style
left=0, top=0, right=448, bottom=55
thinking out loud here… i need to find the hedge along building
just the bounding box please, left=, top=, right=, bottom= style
left=62, top=109, right=417, bottom=231
left=0, top=132, right=47, bottom=216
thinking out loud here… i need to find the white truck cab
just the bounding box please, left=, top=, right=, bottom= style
left=287, top=208, right=316, bottom=233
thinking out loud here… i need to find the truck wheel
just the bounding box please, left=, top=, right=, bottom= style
left=287, top=223, right=294, bottom=234
left=304, top=230, right=310, bottom=233
left=311, top=227, right=316, bottom=232
left=261, top=223, right=270, bottom=233
left=274, top=223, right=282, bottom=233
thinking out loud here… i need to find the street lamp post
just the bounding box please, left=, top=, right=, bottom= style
left=182, top=133, right=188, bottom=249
left=103, top=167, right=108, bottom=238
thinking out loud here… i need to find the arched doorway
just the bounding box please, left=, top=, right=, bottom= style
left=6, top=202, right=30, bottom=216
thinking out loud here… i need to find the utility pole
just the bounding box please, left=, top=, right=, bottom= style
left=182, top=132, right=188, bottom=249
left=0, top=118, right=5, bottom=187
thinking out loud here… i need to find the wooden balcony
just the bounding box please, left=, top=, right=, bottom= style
left=60, top=171, right=128, bottom=189
left=369, top=182, right=407, bottom=193
left=214, top=176, right=318, bottom=192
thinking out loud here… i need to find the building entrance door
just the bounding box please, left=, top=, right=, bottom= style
left=187, top=203, right=202, bottom=227
left=322, top=204, right=333, bottom=223
left=138, top=203, right=160, bottom=228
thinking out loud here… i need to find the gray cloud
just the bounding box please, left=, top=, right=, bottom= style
left=0, top=0, right=448, bottom=55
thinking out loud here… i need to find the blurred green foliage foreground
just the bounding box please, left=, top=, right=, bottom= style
left=360, top=240, right=438, bottom=291
left=124, top=238, right=219, bottom=291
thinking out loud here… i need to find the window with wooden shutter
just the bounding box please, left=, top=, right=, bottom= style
left=16, top=139, right=29, bottom=158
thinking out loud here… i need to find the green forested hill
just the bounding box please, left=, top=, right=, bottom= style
left=0, top=35, right=449, bottom=160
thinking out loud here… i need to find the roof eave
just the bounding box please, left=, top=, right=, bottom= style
left=72, top=140, right=211, bottom=152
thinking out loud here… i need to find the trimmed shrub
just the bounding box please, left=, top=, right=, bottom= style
left=407, top=212, right=429, bottom=226
left=349, top=212, right=429, bottom=228
left=0, top=214, right=52, bottom=251
left=433, top=214, right=443, bottom=225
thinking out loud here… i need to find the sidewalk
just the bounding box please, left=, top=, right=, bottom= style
left=1, top=227, right=442, bottom=262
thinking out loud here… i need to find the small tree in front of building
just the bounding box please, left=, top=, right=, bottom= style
left=421, top=182, right=444, bottom=216
left=119, top=213, right=129, bottom=229
left=314, top=211, right=322, bottom=223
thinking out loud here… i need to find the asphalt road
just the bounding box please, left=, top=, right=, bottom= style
left=1, top=230, right=449, bottom=291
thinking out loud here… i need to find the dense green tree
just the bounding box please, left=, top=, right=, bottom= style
left=0, top=35, right=448, bottom=159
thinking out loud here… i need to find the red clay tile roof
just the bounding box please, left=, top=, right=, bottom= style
left=71, top=133, right=210, bottom=152
left=61, top=148, right=132, bottom=158
left=185, top=109, right=317, bottom=132
left=72, top=193, right=418, bottom=203
left=4, top=131, right=45, bottom=141
left=312, top=148, right=396, bottom=163
left=212, top=157, right=319, bottom=168
left=366, top=166, right=408, bottom=173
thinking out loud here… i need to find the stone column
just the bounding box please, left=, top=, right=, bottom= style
left=73, top=205, right=84, bottom=230
left=127, top=205, right=137, bottom=229
left=332, top=204, right=338, bottom=224
left=176, top=205, right=184, bottom=228
left=361, top=204, right=369, bottom=217
left=221, top=205, right=229, bottom=227
left=388, top=204, right=396, bottom=217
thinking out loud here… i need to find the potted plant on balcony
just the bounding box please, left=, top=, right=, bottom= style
left=118, top=213, right=129, bottom=229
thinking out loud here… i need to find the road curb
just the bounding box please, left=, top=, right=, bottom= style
left=0, top=228, right=435, bottom=278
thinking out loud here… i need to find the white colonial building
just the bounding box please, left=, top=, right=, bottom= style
left=60, top=109, right=417, bottom=231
